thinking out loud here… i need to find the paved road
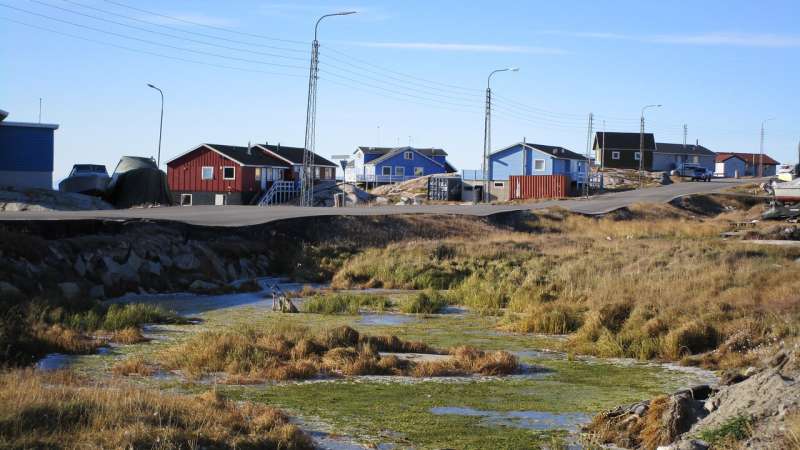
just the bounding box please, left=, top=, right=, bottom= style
left=0, top=179, right=751, bottom=227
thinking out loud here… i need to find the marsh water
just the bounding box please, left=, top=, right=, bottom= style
left=40, top=278, right=716, bottom=449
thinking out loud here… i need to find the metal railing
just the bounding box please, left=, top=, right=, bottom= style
left=257, top=180, right=299, bottom=206
left=344, top=173, right=423, bottom=184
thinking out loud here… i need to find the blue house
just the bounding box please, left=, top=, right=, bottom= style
left=0, top=112, right=59, bottom=190
left=489, top=142, right=589, bottom=182
left=344, top=146, right=456, bottom=184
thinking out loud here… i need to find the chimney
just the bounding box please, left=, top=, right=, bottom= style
left=247, top=141, right=252, bottom=156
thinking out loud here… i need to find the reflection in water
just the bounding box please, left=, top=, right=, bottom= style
left=429, top=406, right=591, bottom=432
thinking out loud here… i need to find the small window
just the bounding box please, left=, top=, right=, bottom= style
left=404, top=151, right=413, bottom=160
left=414, top=167, right=424, bottom=176
left=612, top=151, right=621, bottom=160
left=201, top=166, right=213, bottom=180
left=395, top=166, right=405, bottom=176
left=382, top=166, right=391, bottom=176
left=314, top=167, right=321, bottom=179
left=254, top=167, right=262, bottom=180
left=180, top=194, right=192, bottom=206
left=691, top=156, right=699, bottom=163
left=634, top=152, right=641, bottom=161
left=274, top=168, right=282, bottom=180
left=534, top=159, right=545, bottom=171
left=494, top=182, right=505, bottom=188
left=222, top=166, right=235, bottom=180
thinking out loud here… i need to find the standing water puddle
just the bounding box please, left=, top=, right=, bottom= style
left=358, top=314, right=416, bottom=326
left=429, top=406, right=591, bottom=432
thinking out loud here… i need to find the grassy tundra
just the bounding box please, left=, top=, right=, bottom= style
left=332, top=204, right=800, bottom=368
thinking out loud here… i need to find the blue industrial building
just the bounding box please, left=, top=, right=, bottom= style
left=344, top=146, right=456, bottom=184
left=489, top=142, right=589, bottom=182
left=0, top=113, right=59, bottom=190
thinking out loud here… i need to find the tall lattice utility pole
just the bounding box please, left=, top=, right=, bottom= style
left=301, top=11, right=356, bottom=207
left=482, top=67, right=518, bottom=203
left=583, top=112, right=593, bottom=197
left=683, top=124, right=688, bottom=148
left=759, top=118, right=775, bottom=178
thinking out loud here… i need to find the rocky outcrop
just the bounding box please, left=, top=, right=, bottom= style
left=0, top=222, right=269, bottom=300
left=586, top=344, right=800, bottom=450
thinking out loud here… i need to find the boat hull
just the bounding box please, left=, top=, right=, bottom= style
left=58, top=176, right=110, bottom=196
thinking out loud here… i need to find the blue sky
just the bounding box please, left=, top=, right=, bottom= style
left=2, top=0, right=799, bottom=182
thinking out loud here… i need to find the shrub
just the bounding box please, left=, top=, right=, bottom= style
left=99, top=304, right=184, bottom=331
left=301, top=293, right=391, bottom=315
left=400, top=289, right=449, bottom=314
left=662, top=321, right=720, bottom=360
left=698, top=415, right=753, bottom=446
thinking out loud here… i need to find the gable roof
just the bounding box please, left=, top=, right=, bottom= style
left=491, top=142, right=588, bottom=161
left=365, top=146, right=446, bottom=168
left=257, top=144, right=338, bottom=167
left=594, top=132, right=656, bottom=151
left=356, top=146, right=448, bottom=158
left=716, top=152, right=780, bottom=165
left=166, top=144, right=290, bottom=167
left=655, top=143, right=716, bottom=156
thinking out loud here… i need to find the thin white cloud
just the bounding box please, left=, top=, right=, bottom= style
left=540, top=30, right=800, bottom=48
left=342, top=41, right=566, bottom=54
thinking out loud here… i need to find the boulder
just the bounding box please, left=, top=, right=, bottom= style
left=174, top=252, right=199, bottom=271
left=58, top=282, right=81, bottom=300
left=88, top=285, right=105, bottom=299
left=189, top=279, right=219, bottom=293
left=0, top=281, right=23, bottom=299
left=73, top=255, right=87, bottom=277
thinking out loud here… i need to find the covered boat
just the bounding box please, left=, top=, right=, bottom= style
left=58, top=164, right=110, bottom=196
left=105, top=156, right=173, bottom=208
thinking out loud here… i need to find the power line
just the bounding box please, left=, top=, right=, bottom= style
left=61, top=0, right=306, bottom=53
left=101, top=0, right=306, bottom=45
left=0, top=3, right=308, bottom=70
left=31, top=0, right=307, bottom=61
left=0, top=15, right=306, bottom=78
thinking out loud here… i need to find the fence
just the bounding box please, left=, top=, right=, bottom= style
left=461, top=169, right=486, bottom=181
left=509, top=175, right=569, bottom=200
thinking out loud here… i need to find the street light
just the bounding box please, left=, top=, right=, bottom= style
left=639, top=104, right=661, bottom=188
left=483, top=67, right=519, bottom=202
left=301, top=11, right=357, bottom=207
left=147, top=83, right=164, bottom=169
left=759, top=117, right=775, bottom=178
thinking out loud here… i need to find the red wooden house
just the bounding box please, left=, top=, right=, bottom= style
left=166, top=143, right=337, bottom=205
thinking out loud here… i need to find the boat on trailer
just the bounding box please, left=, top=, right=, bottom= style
left=58, top=164, right=110, bottom=196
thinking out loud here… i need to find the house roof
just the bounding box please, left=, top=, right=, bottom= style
left=524, top=143, right=588, bottom=161
left=491, top=142, right=588, bottom=161
left=0, top=120, right=59, bottom=130
left=594, top=132, right=656, bottom=150
left=258, top=144, right=338, bottom=167
left=356, top=146, right=448, bottom=157
left=166, top=144, right=290, bottom=167
left=365, top=146, right=447, bottom=168
left=716, top=152, right=780, bottom=165
left=208, top=144, right=291, bottom=167
left=655, top=143, right=716, bottom=156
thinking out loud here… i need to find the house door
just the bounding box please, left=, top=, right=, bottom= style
left=214, top=194, right=225, bottom=206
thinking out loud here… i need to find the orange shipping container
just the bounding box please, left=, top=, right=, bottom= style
left=509, top=175, right=569, bottom=200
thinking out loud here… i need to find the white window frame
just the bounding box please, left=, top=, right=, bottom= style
left=382, top=166, right=391, bottom=176
left=395, top=166, right=405, bottom=176
left=612, top=151, right=621, bottom=160
left=414, top=166, right=424, bottom=176
left=222, top=166, right=236, bottom=180
left=634, top=152, right=641, bottom=161
left=404, top=151, right=413, bottom=160
left=180, top=193, right=192, bottom=206
left=533, top=159, right=546, bottom=171
left=201, top=166, right=214, bottom=180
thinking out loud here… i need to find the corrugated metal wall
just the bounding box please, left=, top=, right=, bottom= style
left=167, top=147, right=243, bottom=193
left=509, top=175, right=569, bottom=200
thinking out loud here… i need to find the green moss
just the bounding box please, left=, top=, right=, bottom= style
left=301, top=293, right=392, bottom=315
left=698, top=415, right=753, bottom=445
left=399, top=289, right=449, bottom=314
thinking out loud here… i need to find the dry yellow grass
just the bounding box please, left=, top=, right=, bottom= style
left=786, top=413, right=800, bottom=450
left=111, top=357, right=155, bottom=377
left=158, top=325, right=516, bottom=381
left=331, top=204, right=800, bottom=367
left=0, top=369, right=313, bottom=449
